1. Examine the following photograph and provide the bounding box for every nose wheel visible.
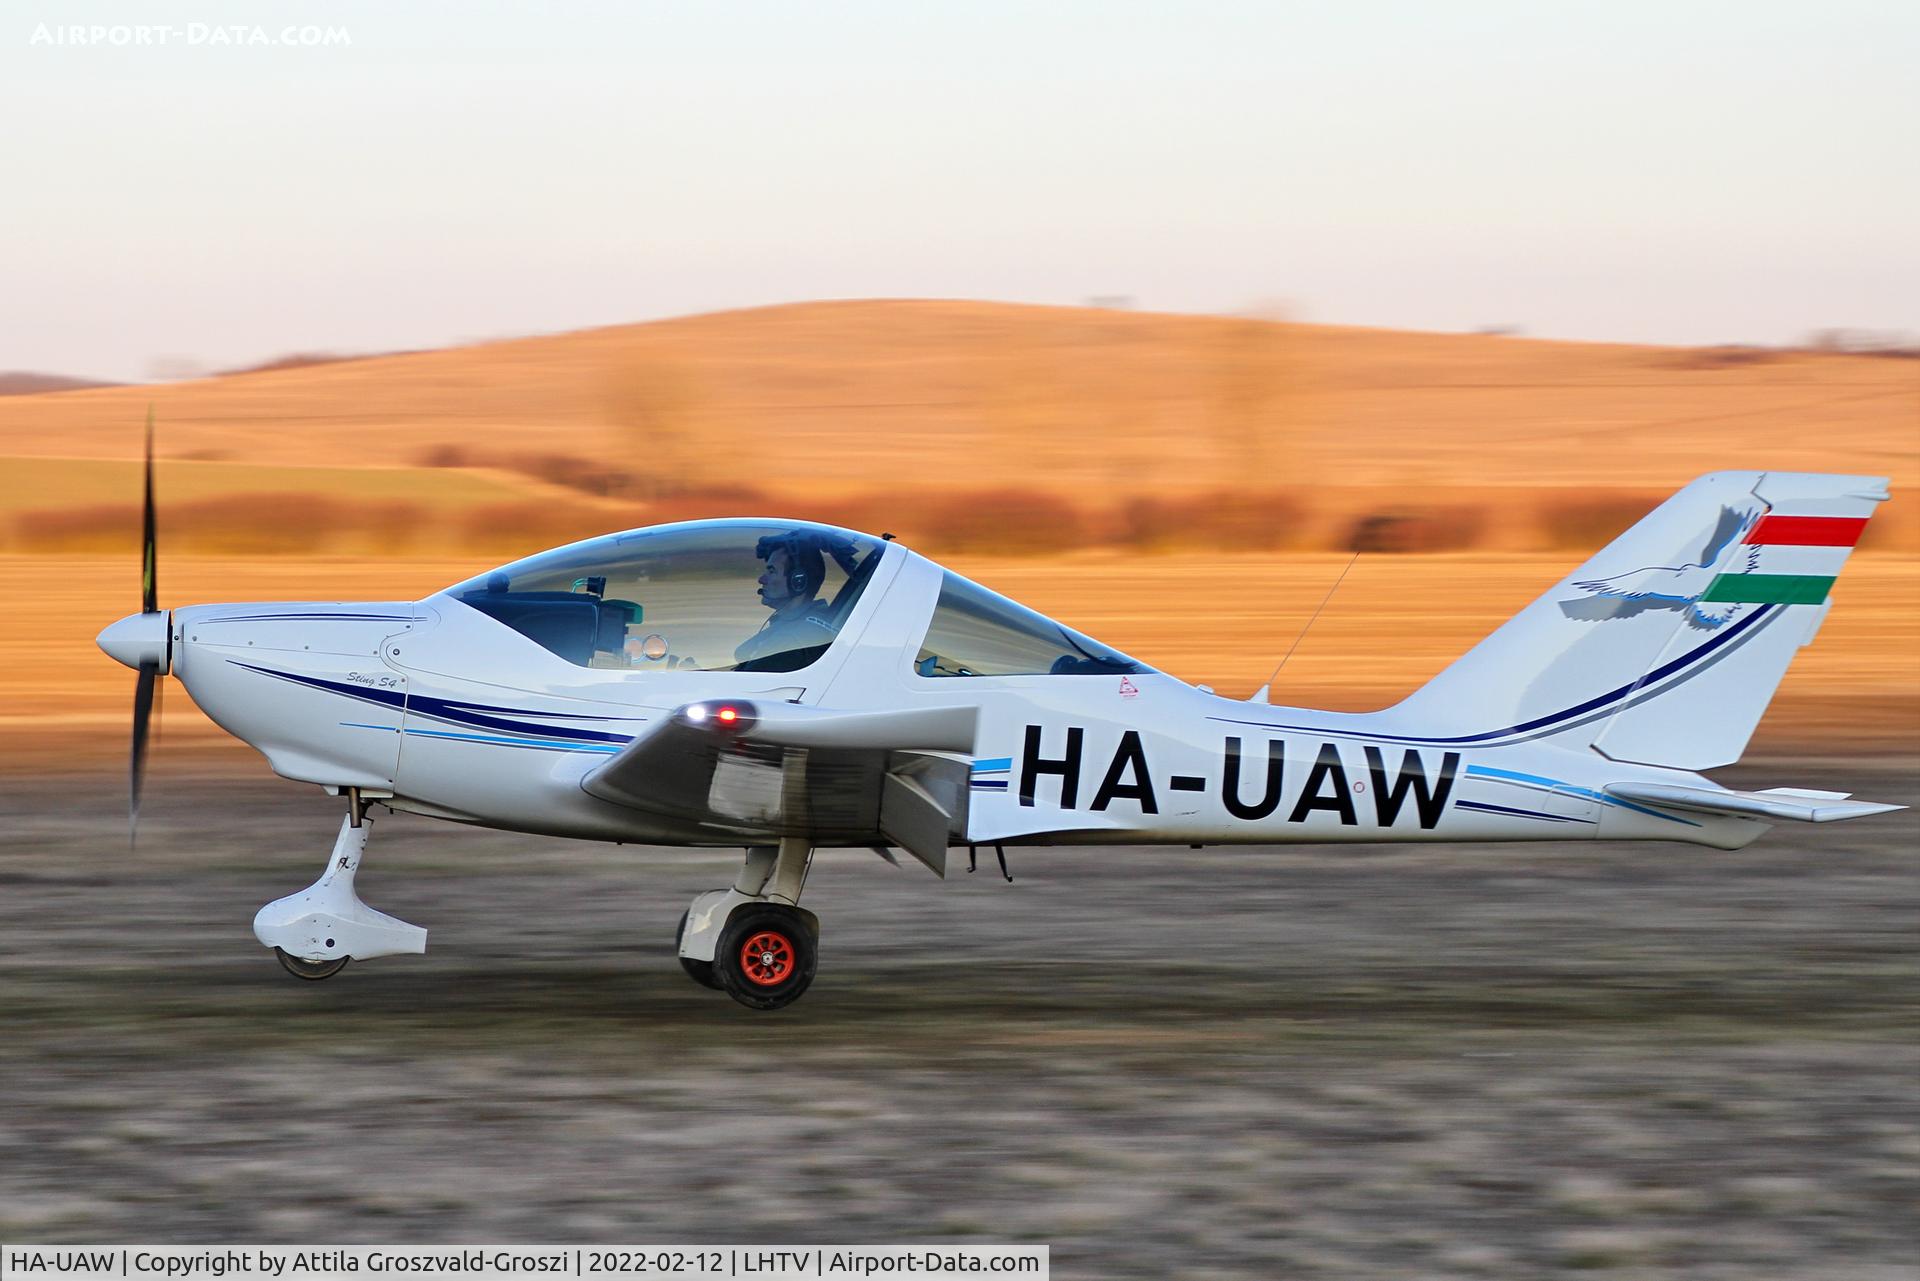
[275,947,350,981]
[255,805,427,980]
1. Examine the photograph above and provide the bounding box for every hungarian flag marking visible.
[1701,513,1867,605]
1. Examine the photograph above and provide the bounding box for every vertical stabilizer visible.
[1392,471,1888,769]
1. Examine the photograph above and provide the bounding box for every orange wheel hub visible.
[739,930,795,987]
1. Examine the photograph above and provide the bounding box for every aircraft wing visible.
[580,699,979,873]
[1604,781,1905,823]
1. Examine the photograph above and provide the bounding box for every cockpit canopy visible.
[913,571,1147,678]
[448,517,1152,680]
[448,521,888,673]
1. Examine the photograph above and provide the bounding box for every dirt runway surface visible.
[1,759,1915,1278]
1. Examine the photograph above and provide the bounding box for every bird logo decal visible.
[1559,504,1762,630]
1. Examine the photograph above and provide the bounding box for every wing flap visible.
[880,771,953,877]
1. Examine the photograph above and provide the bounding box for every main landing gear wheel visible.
[675,910,722,991]
[274,947,349,981]
[715,904,817,1011]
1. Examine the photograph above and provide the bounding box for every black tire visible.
[275,947,349,981]
[675,910,722,991]
[714,904,817,1010]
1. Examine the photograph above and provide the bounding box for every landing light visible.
[681,701,757,734]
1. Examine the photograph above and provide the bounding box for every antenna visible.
[1254,552,1360,703]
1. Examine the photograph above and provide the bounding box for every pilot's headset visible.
[757,532,827,597]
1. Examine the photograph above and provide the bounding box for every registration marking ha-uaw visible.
[1013,723,1460,828]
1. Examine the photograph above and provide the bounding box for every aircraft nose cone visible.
[98,611,170,673]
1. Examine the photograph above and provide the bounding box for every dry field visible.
[0,759,1912,1277]
[2,300,1913,755]
[0,300,1914,544]
[0,456,558,516]
[5,551,1915,768]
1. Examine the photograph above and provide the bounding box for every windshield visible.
[449,521,888,673]
[914,571,1149,677]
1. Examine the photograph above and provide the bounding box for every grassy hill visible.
[0,299,1911,504]
[1,300,1912,757]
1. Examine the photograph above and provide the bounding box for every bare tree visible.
[1206,312,1297,484]
[601,355,701,496]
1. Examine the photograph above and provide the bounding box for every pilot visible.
[734,532,840,668]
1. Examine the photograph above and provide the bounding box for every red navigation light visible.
[716,706,739,725]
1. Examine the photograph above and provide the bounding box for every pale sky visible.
[4,0,1916,382]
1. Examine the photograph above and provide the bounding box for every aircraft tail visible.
[1392,471,1889,769]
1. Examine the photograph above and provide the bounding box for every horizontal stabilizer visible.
[1605,781,1905,824]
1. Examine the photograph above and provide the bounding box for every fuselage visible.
[153,540,1764,853]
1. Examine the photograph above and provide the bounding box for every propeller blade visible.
[141,404,158,614]
[131,661,157,845]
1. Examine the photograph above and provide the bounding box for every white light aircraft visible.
[98,442,1901,1009]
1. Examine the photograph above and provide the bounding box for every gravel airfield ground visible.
[1,756,1915,1279]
